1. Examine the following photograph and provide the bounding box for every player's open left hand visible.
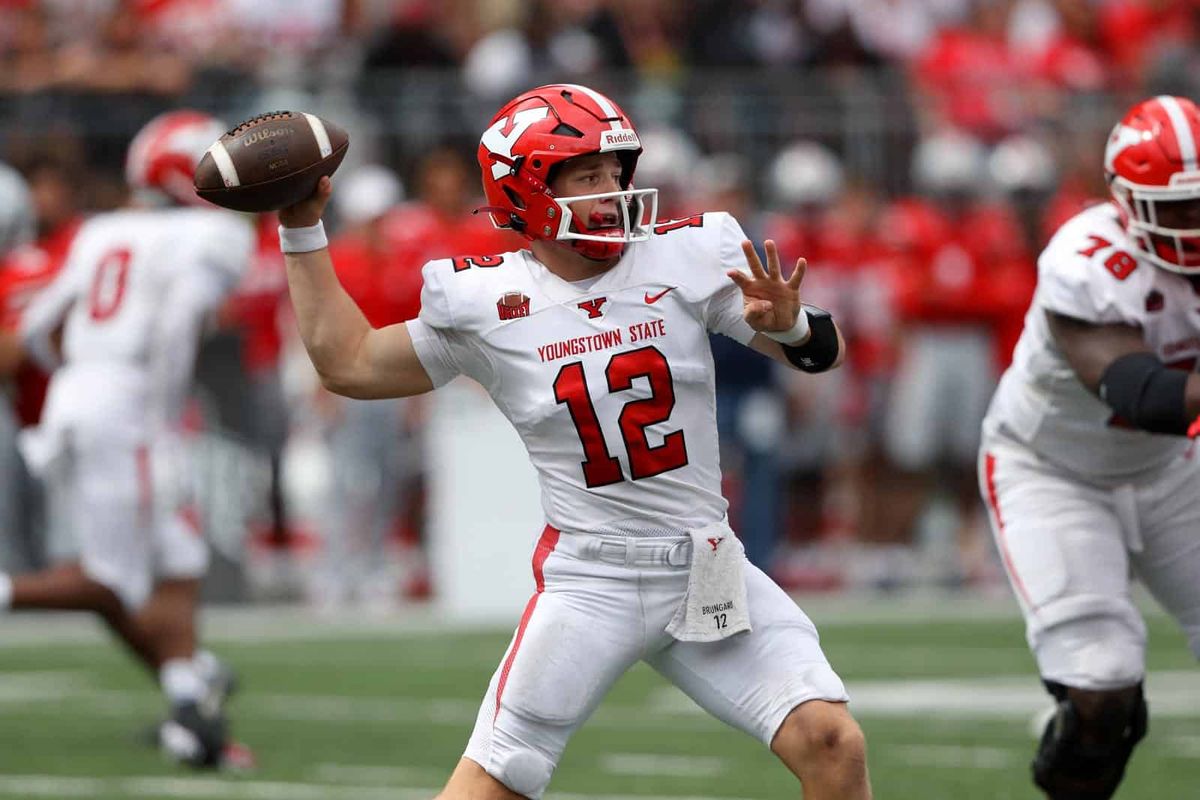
[278,176,333,229]
[727,240,806,334]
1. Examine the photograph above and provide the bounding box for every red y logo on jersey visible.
[577,297,607,319]
[645,286,675,304]
[707,536,725,552]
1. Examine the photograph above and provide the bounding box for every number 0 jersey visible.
[21,208,253,437]
[984,202,1199,481]
[407,212,756,535]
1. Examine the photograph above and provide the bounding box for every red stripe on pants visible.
[983,452,1035,610]
[494,524,560,722]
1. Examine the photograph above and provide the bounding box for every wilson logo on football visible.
[497,292,531,321]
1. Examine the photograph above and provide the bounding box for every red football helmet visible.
[126,110,228,207]
[476,84,657,260]
[1105,95,1200,273]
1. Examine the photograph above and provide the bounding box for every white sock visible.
[160,658,206,705]
[0,572,12,610]
[192,649,221,684]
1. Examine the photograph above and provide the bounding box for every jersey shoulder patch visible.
[418,249,526,331]
[1037,203,1150,325]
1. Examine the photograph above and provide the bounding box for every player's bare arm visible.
[279,176,434,399]
[1048,310,1200,432]
[728,239,845,371]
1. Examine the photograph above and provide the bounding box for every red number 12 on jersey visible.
[553,345,689,487]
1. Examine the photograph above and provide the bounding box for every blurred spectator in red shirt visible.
[1038,133,1108,243]
[763,142,895,585]
[0,154,83,428]
[914,1,1027,141]
[0,158,81,573]
[378,147,524,319]
[314,150,522,608]
[879,128,1034,587]
[328,164,408,328]
[1098,0,1198,87]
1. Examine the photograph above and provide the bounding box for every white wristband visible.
[279,221,328,253]
[762,310,811,345]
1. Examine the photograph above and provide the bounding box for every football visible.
[193,111,349,212]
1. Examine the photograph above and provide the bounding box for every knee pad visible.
[489,741,553,799]
[1032,682,1147,800]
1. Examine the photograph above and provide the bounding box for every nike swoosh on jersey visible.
[644,287,676,304]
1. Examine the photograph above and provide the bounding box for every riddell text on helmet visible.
[600,129,640,151]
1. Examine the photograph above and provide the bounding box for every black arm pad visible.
[1097,351,1190,434]
[781,305,839,373]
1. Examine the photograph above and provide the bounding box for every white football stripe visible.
[1158,95,1198,171]
[303,113,334,158]
[206,141,240,188]
[560,83,623,130]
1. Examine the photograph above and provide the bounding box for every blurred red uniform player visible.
[912,2,1026,141]
[885,196,1035,369]
[317,152,521,607]
[332,148,523,328]
[0,158,83,574]
[0,154,85,427]
[763,143,895,582]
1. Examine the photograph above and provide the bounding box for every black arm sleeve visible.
[1097,352,1190,435]
[780,305,839,373]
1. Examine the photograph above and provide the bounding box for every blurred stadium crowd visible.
[1,0,1199,605]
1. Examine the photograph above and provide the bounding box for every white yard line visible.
[601,753,728,778]
[0,775,757,800]
[650,672,1200,721]
[310,763,445,785]
[0,671,88,703]
[10,671,1199,730]
[886,744,1020,769]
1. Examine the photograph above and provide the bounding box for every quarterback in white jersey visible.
[0,111,253,770]
[980,96,1200,800]
[280,84,871,800]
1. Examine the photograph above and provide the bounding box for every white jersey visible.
[21,207,252,439]
[407,212,756,535]
[984,202,1198,481]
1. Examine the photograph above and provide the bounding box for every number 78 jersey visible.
[985,202,1200,480]
[407,212,756,535]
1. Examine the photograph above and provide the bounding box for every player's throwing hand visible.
[727,239,806,334]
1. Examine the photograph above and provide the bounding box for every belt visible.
[552,530,692,568]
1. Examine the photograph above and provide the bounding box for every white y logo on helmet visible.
[481,107,550,180]
[1105,124,1146,173]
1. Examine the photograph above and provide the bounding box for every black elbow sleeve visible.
[780,305,839,373]
[1097,352,1190,435]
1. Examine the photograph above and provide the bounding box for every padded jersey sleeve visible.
[405,258,491,388]
[701,213,756,344]
[1036,211,1142,326]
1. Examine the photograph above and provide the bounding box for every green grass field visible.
[1,599,1197,800]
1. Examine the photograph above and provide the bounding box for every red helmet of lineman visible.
[476,83,658,261]
[1105,95,1200,273]
[126,110,228,207]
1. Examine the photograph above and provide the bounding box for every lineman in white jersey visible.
[0,111,253,769]
[980,95,1200,800]
[279,84,871,799]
